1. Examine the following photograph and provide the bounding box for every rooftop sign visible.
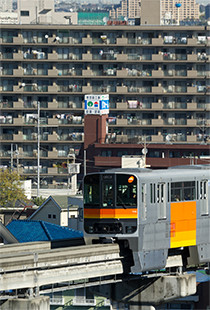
[84,94,109,115]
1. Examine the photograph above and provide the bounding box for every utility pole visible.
[16,144,19,174]
[84,150,86,176]
[10,143,13,170]
[37,101,40,197]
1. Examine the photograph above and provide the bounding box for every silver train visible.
[83,165,210,273]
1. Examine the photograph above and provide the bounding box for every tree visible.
[0,169,28,207]
[32,196,46,206]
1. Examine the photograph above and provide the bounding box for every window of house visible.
[53,214,56,219]
[48,214,51,218]
[21,11,29,16]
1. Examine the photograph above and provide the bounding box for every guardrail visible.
[0,243,123,291]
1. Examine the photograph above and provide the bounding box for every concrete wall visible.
[141,0,161,25]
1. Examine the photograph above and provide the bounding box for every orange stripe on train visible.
[84,208,138,219]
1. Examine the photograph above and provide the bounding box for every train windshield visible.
[84,174,100,206]
[116,174,137,206]
[84,173,137,207]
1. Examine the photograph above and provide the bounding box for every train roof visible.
[104,165,210,180]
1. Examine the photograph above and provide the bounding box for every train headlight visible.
[128,176,135,183]
[89,226,94,233]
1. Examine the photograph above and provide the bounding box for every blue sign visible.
[84,94,109,115]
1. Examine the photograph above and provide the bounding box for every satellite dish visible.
[124,17,128,21]
[103,17,108,23]
[142,148,148,155]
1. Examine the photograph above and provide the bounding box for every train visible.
[83,165,210,273]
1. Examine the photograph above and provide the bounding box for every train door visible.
[200,180,208,215]
[157,182,166,219]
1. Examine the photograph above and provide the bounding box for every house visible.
[6,219,84,248]
[29,195,83,228]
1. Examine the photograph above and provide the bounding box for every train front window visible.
[84,174,100,207]
[117,174,137,206]
[102,182,114,207]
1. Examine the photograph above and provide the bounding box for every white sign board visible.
[84,94,109,115]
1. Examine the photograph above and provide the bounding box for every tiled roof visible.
[6,220,83,243]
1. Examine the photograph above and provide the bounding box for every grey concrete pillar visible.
[1,296,50,310]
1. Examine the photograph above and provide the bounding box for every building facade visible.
[0,24,209,190]
[161,0,200,23]
[109,0,141,20]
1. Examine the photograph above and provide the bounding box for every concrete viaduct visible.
[0,241,196,310]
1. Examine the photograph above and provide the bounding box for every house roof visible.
[51,195,69,209]
[6,220,83,243]
[30,195,82,219]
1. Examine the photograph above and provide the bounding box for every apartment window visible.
[21,11,29,16]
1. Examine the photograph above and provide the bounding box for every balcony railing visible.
[163,102,187,109]
[0,101,13,108]
[2,53,13,59]
[0,134,13,140]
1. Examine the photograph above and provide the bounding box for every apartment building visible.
[161,0,200,23]
[110,0,141,20]
[0,24,209,190]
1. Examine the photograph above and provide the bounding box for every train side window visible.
[142,183,147,220]
[171,182,182,201]
[183,181,195,200]
[196,181,199,200]
[200,180,208,215]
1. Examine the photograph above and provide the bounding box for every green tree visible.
[0,169,27,207]
[32,196,46,206]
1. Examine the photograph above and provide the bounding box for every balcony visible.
[152,102,163,109]
[116,118,128,125]
[151,135,164,142]
[152,86,163,93]
[187,70,197,78]
[82,53,92,61]
[163,102,186,109]
[175,86,187,93]
[82,37,93,44]
[13,53,23,60]
[116,38,128,45]
[127,54,140,60]
[116,86,128,93]
[152,38,163,45]
[152,54,163,61]
[116,54,128,61]
[175,70,187,77]
[163,53,176,61]
[151,69,163,77]
[0,101,13,108]
[176,54,187,61]
[48,53,58,60]
[82,69,93,76]
[187,119,197,126]
[0,134,13,140]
